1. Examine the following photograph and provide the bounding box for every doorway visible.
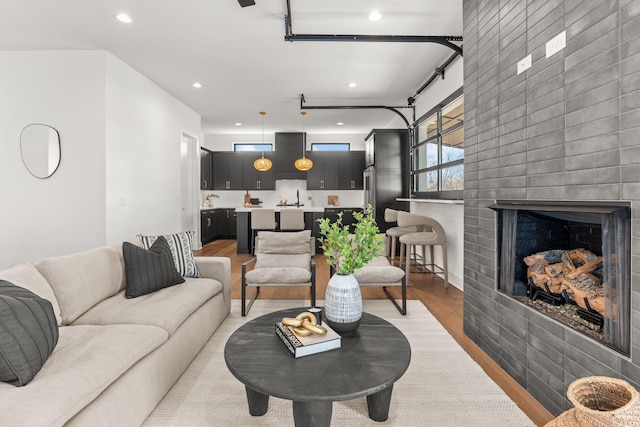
[180,131,200,249]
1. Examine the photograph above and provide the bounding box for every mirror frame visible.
[20,123,61,179]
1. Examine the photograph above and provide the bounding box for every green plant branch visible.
[317,206,384,275]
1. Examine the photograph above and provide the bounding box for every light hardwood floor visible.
[195,239,554,426]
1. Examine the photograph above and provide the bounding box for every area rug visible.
[143,300,535,427]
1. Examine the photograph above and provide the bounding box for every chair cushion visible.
[354,265,405,284]
[123,237,185,298]
[386,226,418,237]
[138,231,200,278]
[255,253,311,269]
[0,281,59,387]
[399,231,442,245]
[245,267,311,285]
[256,230,311,254]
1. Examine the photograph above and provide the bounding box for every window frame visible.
[412,87,464,200]
[310,143,351,151]
[233,143,273,152]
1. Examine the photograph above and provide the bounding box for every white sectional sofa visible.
[0,241,231,426]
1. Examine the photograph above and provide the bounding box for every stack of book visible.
[275,322,341,358]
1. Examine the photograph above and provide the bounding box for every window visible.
[412,88,463,199]
[233,143,273,152]
[311,143,350,151]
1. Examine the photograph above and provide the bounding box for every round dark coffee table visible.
[224,307,411,427]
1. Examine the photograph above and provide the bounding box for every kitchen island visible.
[235,206,362,254]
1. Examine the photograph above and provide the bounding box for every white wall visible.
[105,54,201,243]
[0,51,107,269]
[390,55,465,290]
[0,51,201,270]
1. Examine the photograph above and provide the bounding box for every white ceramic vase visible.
[324,273,362,335]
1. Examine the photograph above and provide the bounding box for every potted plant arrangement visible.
[317,205,384,334]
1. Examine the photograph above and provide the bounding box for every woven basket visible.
[545,377,640,426]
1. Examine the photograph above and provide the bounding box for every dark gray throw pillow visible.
[0,280,59,387]
[123,236,185,298]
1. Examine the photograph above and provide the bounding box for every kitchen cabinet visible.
[200,148,213,190]
[200,210,216,245]
[214,208,237,238]
[274,132,307,180]
[338,151,365,190]
[241,152,275,190]
[212,152,243,190]
[306,151,340,190]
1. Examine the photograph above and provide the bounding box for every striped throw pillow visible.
[137,231,200,278]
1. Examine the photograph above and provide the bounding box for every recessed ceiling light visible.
[192,82,203,88]
[368,11,382,21]
[337,122,345,126]
[235,122,243,126]
[348,82,357,88]
[116,13,132,24]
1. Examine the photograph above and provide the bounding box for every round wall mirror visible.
[20,124,61,179]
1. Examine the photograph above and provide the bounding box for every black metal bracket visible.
[300,94,415,130]
[284,1,463,56]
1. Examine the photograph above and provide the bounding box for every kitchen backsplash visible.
[201,179,364,208]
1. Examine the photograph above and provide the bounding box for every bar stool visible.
[251,209,277,254]
[397,211,448,288]
[384,208,417,266]
[279,208,305,231]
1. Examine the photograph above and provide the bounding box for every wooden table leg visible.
[293,400,332,427]
[367,384,393,421]
[245,386,269,416]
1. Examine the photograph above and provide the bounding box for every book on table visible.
[275,321,341,358]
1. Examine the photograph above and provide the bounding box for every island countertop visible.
[235,205,362,213]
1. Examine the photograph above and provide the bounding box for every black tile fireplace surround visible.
[463,200,638,415]
[491,200,631,357]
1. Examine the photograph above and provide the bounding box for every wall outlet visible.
[517,54,532,75]
[546,31,566,58]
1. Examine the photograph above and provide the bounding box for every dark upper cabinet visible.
[306,151,339,190]
[307,151,364,190]
[338,151,365,190]
[241,152,275,190]
[274,132,307,180]
[365,129,409,171]
[212,152,243,190]
[200,148,213,190]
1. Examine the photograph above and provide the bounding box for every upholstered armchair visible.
[241,230,316,316]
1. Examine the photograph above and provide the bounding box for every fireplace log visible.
[565,257,603,280]
[545,263,564,277]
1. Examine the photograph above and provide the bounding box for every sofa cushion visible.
[0,324,167,427]
[0,280,59,386]
[72,277,222,336]
[245,267,312,284]
[35,246,125,325]
[0,263,62,325]
[138,231,200,278]
[123,237,185,298]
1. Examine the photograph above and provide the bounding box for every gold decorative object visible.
[282,312,326,337]
[254,111,272,171]
[295,111,313,171]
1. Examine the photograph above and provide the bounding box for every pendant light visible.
[253,111,272,171]
[294,111,313,171]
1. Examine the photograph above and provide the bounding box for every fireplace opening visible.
[491,200,631,356]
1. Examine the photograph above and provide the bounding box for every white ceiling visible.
[0,0,463,135]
